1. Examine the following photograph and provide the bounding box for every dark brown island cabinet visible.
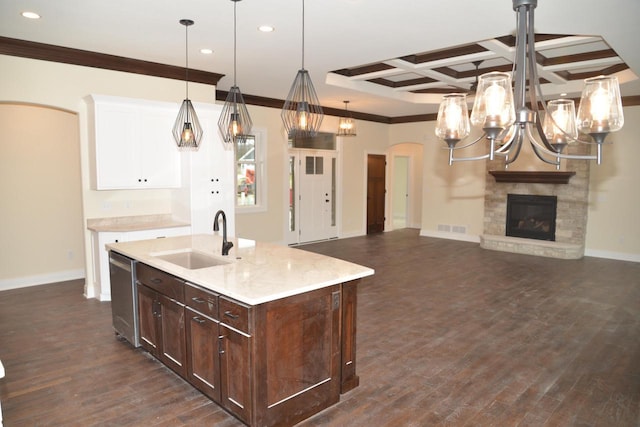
[135,261,360,426]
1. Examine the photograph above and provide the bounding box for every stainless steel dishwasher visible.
[108,251,140,347]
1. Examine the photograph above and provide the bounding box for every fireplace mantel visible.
[489,171,576,184]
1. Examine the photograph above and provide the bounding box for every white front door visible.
[286,150,337,244]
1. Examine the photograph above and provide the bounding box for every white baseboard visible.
[0,269,85,292]
[420,229,481,243]
[584,249,640,263]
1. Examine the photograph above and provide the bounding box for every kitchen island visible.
[107,234,374,427]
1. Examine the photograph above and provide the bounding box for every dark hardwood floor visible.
[1,229,639,426]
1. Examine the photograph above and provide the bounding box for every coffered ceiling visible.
[1,0,639,120]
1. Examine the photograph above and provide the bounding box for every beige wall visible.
[0,54,216,296]
[235,106,391,242]
[1,54,638,297]
[0,104,85,289]
[390,107,640,260]
[585,105,640,259]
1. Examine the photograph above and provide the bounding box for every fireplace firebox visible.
[506,194,557,241]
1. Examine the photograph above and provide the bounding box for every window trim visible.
[236,127,267,214]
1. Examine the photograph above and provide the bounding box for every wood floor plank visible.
[0,229,638,426]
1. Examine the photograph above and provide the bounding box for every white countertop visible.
[87,214,189,232]
[107,234,374,305]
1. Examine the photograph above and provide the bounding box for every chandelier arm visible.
[493,125,520,153]
[525,123,598,161]
[448,151,492,165]
[529,140,562,167]
[503,126,525,164]
[447,132,488,150]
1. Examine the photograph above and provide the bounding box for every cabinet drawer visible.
[136,263,184,303]
[185,283,219,319]
[219,297,250,334]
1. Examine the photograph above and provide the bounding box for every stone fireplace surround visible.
[480,149,590,259]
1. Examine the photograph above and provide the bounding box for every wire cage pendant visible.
[282,69,323,138]
[218,0,253,144]
[173,19,203,149]
[281,0,323,138]
[173,99,203,149]
[219,86,253,144]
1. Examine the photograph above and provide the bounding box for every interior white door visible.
[392,156,409,229]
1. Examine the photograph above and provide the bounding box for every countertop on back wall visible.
[87,214,190,232]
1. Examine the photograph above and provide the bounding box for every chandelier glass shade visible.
[281,0,323,138]
[435,0,624,168]
[337,100,357,137]
[173,19,203,149]
[218,0,253,144]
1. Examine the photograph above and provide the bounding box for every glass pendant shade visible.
[337,100,356,136]
[282,69,323,138]
[338,117,356,136]
[470,71,515,131]
[542,99,578,147]
[435,93,470,147]
[576,75,624,137]
[173,99,203,149]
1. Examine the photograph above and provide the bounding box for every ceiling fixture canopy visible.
[281,0,323,139]
[435,0,624,168]
[218,0,253,144]
[337,100,357,137]
[173,19,203,149]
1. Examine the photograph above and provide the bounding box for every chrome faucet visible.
[213,210,233,256]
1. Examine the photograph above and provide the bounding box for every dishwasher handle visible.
[109,253,133,272]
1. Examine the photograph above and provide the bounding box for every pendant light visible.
[281,0,323,139]
[337,100,357,137]
[218,0,253,144]
[172,19,203,149]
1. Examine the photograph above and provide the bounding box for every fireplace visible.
[506,194,557,241]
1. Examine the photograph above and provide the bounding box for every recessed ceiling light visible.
[200,48,213,55]
[258,25,274,33]
[21,11,41,19]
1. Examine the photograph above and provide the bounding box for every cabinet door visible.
[138,107,181,189]
[186,307,221,402]
[158,293,187,379]
[137,283,160,357]
[219,324,251,424]
[91,96,181,190]
[94,102,139,189]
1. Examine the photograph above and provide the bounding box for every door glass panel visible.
[289,156,296,232]
[331,157,336,227]
[315,157,323,175]
[305,156,314,174]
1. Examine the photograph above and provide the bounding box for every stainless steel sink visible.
[153,250,231,269]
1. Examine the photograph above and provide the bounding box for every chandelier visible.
[337,100,357,137]
[281,0,324,139]
[218,0,253,144]
[435,0,624,168]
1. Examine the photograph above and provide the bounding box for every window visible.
[236,130,266,212]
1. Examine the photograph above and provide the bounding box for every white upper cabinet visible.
[87,95,181,190]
